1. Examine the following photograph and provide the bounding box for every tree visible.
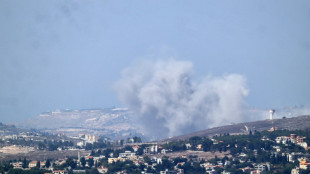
[123,146,134,152]
[65,158,77,169]
[38,142,46,150]
[136,147,144,156]
[90,150,95,156]
[96,149,102,155]
[133,136,142,143]
[146,166,155,173]
[85,143,93,150]
[88,167,100,174]
[88,158,94,168]
[36,161,40,169]
[143,156,152,165]
[80,157,86,168]
[120,139,124,146]
[22,158,28,169]
[45,159,51,168]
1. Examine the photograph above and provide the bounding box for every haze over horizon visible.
[1,1,310,123]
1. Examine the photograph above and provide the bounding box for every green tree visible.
[123,146,134,152]
[38,142,46,150]
[136,147,144,156]
[88,167,100,174]
[143,156,152,165]
[120,139,124,146]
[80,157,86,168]
[133,136,142,143]
[88,158,94,168]
[45,159,51,168]
[85,143,93,150]
[22,158,28,168]
[65,158,77,169]
[36,161,40,169]
[90,150,95,156]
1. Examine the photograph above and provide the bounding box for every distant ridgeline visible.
[14,108,143,140]
[165,115,310,141]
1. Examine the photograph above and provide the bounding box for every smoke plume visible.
[116,60,249,138]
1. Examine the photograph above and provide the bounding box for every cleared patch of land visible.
[148,150,231,161]
[0,150,90,161]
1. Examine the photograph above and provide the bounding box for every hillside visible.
[0,123,25,135]
[15,108,141,139]
[165,115,310,141]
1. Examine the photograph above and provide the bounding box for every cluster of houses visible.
[290,157,310,174]
[5,131,310,174]
[199,161,271,174]
[10,161,46,170]
[1,132,41,141]
[275,134,309,150]
[76,133,99,147]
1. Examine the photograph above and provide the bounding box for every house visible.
[29,161,38,168]
[160,169,181,174]
[144,144,158,154]
[250,171,262,174]
[132,145,140,152]
[296,136,305,144]
[222,171,232,174]
[52,170,68,174]
[299,158,310,170]
[97,167,108,173]
[291,167,300,174]
[84,134,98,144]
[40,161,46,168]
[254,163,270,172]
[196,144,202,150]
[108,157,126,164]
[119,151,136,158]
[11,162,23,169]
[185,144,191,150]
[297,142,308,150]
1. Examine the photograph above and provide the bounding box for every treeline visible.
[38,140,74,151]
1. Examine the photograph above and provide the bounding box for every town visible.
[1,121,310,174]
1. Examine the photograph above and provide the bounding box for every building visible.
[97,166,108,173]
[84,134,98,144]
[296,136,305,144]
[40,161,46,168]
[299,158,310,170]
[144,144,158,154]
[29,161,38,168]
[119,151,136,158]
[108,157,126,164]
[52,170,68,174]
[291,167,300,174]
[254,163,270,172]
[132,145,140,152]
[11,162,23,169]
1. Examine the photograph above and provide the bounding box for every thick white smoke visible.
[116,60,249,139]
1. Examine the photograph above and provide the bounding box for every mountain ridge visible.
[15,108,142,139]
[163,115,310,141]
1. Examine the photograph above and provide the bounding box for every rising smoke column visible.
[115,60,249,138]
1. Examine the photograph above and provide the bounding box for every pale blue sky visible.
[1,0,310,123]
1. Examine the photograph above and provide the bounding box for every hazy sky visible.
[1,1,310,123]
